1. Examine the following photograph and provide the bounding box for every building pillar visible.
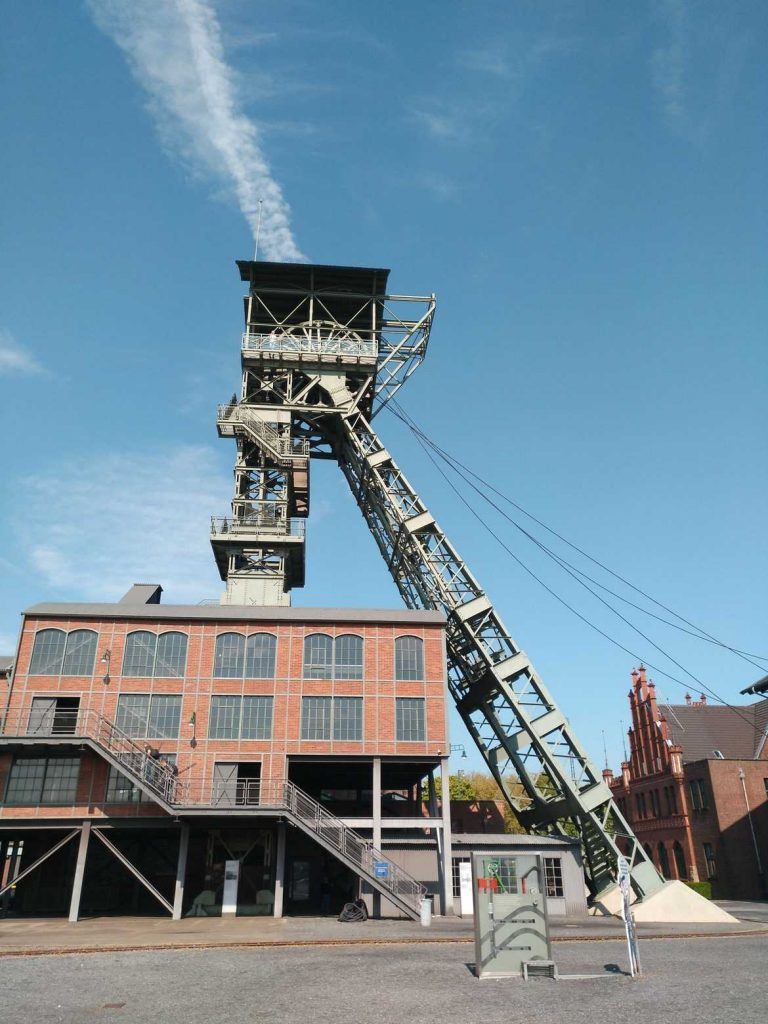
[172,823,190,920]
[68,821,91,923]
[372,757,382,918]
[439,758,454,915]
[273,821,286,918]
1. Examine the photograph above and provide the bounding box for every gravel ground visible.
[2,935,764,1024]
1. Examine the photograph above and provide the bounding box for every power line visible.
[387,401,762,732]
[387,401,768,670]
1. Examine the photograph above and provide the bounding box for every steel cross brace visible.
[330,408,663,901]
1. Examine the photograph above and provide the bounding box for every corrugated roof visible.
[22,602,445,626]
[664,700,768,761]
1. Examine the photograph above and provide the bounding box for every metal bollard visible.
[420,896,432,927]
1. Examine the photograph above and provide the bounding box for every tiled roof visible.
[663,700,768,762]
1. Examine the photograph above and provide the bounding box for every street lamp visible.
[450,744,468,760]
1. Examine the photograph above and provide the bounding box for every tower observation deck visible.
[212,258,664,905]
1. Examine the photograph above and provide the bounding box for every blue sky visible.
[1,1,766,772]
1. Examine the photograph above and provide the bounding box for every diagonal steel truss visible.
[325,407,663,900]
[226,260,663,901]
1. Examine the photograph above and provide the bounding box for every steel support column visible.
[439,758,454,915]
[172,823,190,921]
[68,822,91,923]
[273,821,286,918]
[372,757,382,917]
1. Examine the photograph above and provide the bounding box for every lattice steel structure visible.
[214,260,663,900]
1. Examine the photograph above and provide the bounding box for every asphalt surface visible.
[2,934,766,1024]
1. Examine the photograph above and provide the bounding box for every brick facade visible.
[1,608,448,820]
[608,666,768,898]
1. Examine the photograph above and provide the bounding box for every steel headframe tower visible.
[213,259,664,902]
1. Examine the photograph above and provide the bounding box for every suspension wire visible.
[388,403,762,732]
[387,400,768,671]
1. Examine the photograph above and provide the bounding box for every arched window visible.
[334,635,363,680]
[395,635,424,681]
[155,632,188,678]
[29,629,67,675]
[215,633,245,678]
[304,634,333,679]
[658,842,670,879]
[61,630,98,676]
[122,631,157,677]
[245,633,277,679]
[673,841,687,880]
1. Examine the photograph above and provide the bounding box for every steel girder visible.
[327,408,663,901]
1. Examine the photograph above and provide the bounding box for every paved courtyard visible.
[2,933,766,1024]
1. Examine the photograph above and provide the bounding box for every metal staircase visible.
[1,707,426,920]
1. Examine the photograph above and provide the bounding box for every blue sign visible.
[373,861,390,879]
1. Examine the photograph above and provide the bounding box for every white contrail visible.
[87,0,305,261]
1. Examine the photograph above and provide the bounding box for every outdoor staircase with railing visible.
[0,707,426,920]
[217,403,310,466]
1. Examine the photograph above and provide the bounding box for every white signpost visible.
[459,860,474,916]
[617,855,641,977]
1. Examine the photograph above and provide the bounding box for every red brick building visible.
[0,584,456,919]
[607,667,768,899]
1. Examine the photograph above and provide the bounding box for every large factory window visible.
[214,632,277,678]
[122,631,188,678]
[5,756,80,805]
[394,636,424,681]
[214,632,245,678]
[115,694,182,738]
[208,696,274,740]
[300,696,363,741]
[303,634,363,680]
[395,697,425,742]
[244,633,277,679]
[29,628,98,677]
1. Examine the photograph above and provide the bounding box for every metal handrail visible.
[0,706,184,805]
[182,776,426,911]
[0,708,425,912]
[242,331,377,358]
[216,404,310,460]
[210,516,306,538]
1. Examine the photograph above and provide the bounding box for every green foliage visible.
[684,880,713,900]
[420,771,526,833]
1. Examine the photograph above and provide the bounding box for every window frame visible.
[214,632,277,679]
[4,756,81,805]
[544,857,564,899]
[115,693,182,739]
[300,695,364,741]
[395,697,426,742]
[28,628,98,677]
[394,635,424,681]
[208,695,274,740]
[302,633,364,681]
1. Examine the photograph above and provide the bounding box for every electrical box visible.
[472,852,553,979]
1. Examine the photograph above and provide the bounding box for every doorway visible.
[27,697,80,736]
[212,762,262,806]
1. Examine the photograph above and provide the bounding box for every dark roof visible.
[236,261,390,296]
[663,700,768,761]
[450,833,578,848]
[22,602,445,627]
[741,672,768,697]
[119,584,163,605]
[0,657,13,673]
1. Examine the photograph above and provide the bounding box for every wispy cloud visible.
[409,108,465,142]
[15,446,229,603]
[650,0,687,128]
[650,0,750,143]
[86,0,304,260]
[459,36,575,83]
[0,329,42,375]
